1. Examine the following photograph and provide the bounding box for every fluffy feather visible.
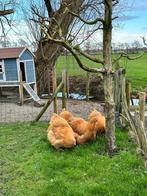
[76,123,97,144]
[59,109,73,122]
[88,110,106,134]
[88,109,103,120]
[47,114,76,149]
[59,109,105,144]
[59,109,88,135]
[69,117,89,135]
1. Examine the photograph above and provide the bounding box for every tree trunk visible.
[35,0,84,93]
[103,0,117,153]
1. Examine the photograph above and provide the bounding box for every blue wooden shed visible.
[0,47,40,104]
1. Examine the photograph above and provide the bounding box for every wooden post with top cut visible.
[19,70,24,105]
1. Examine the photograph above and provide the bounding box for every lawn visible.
[56,53,147,90]
[1,123,147,195]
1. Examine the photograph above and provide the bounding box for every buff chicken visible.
[47,114,76,149]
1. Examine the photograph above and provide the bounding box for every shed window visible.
[0,64,3,73]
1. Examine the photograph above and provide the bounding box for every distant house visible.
[0,47,40,104]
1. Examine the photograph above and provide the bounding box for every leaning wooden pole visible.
[52,67,57,113]
[86,72,90,101]
[33,82,64,122]
[62,70,67,109]
[121,74,140,146]
[139,92,145,127]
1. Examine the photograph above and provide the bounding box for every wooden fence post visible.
[52,67,57,113]
[66,70,69,98]
[139,92,145,127]
[47,67,51,96]
[126,81,131,109]
[19,70,24,105]
[86,72,90,101]
[62,70,67,109]
[114,68,125,114]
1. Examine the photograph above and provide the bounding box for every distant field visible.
[56,53,147,90]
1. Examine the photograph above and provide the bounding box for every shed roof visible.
[0,47,31,59]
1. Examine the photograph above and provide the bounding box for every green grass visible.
[56,53,147,90]
[1,123,147,195]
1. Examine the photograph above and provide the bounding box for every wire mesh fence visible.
[0,98,104,124]
[0,71,105,124]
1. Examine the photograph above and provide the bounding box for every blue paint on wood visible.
[26,61,35,83]
[0,73,3,80]
[4,59,18,81]
[20,49,33,60]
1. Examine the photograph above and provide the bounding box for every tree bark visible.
[103,0,117,153]
[35,0,84,93]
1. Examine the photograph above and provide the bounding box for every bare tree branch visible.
[42,13,104,65]
[68,9,105,25]
[113,52,144,65]
[141,36,147,47]
[0,3,15,40]
[44,0,54,18]
[73,45,104,64]
[75,25,102,46]
[43,27,105,73]
[31,5,49,23]
[122,52,144,60]
[112,0,119,6]
[0,9,14,16]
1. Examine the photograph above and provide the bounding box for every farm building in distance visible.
[0,47,40,104]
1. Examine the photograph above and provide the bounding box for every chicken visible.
[88,109,102,120]
[59,109,74,122]
[59,109,88,135]
[47,114,76,149]
[59,109,104,145]
[76,123,97,144]
[76,110,106,144]
[69,117,89,135]
[75,111,104,144]
[88,110,106,134]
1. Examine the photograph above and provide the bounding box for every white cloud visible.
[87,30,147,45]
[113,32,138,43]
[112,31,147,44]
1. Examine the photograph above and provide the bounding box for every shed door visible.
[0,61,5,81]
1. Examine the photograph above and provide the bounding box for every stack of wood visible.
[121,77,147,166]
[113,67,147,166]
[131,93,147,166]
